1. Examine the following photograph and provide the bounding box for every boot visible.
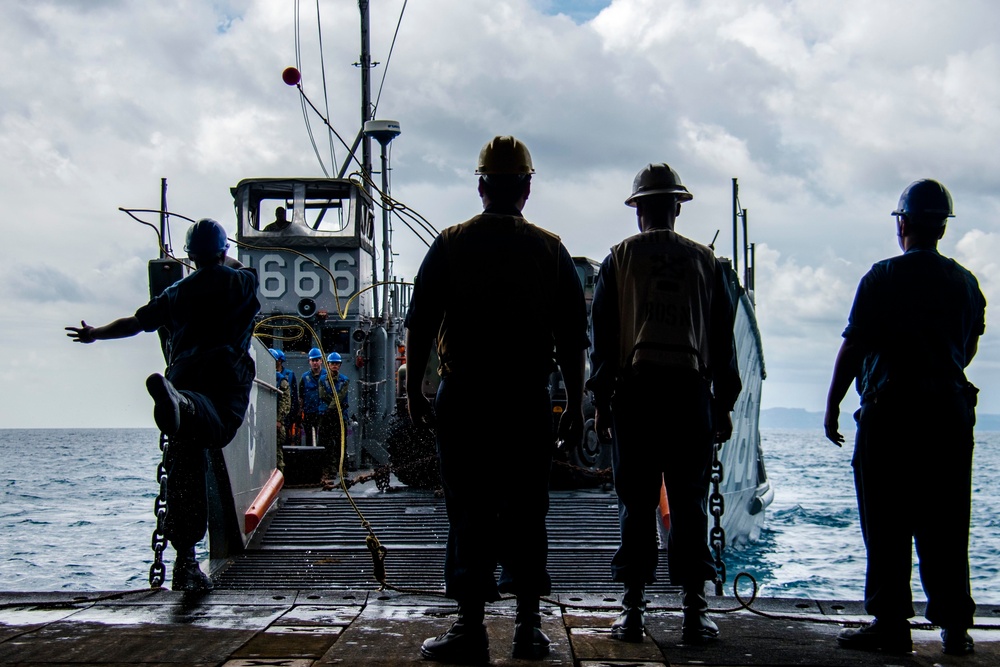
[512,595,550,660]
[837,618,912,653]
[611,584,646,642]
[941,627,974,656]
[146,374,195,436]
[171,547,213,592]
[681,586,719,643]
[420,600,489,664]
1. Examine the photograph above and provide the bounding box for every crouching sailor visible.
[66,218,261,592]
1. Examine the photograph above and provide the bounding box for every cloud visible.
[2,0,1000,424]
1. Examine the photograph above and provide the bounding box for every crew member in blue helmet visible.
[320,351,350,477]
[66,218,260,592]
[271,348,298,447]
[299,347,332,449]
[825,180,984,657]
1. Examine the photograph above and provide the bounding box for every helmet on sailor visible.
[476,136,535,178]
[326,351,343,363]
[270,349,285,362]
[625,163,693,207]
[892,179,954,225]
[308,347,323,360]
[184,218,229,261]
[184,218,230,261]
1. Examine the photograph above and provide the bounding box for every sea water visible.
[2,428,999,603]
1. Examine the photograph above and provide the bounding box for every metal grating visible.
[214,489,678,593]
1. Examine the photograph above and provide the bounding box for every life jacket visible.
[300,370,332,414]
[610,229,717,377]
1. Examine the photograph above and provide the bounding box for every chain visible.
[708,442,727,596]
[148,432,170,589]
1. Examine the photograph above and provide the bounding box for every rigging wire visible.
[371,0,407,118]
[295,0,330,176]
[314,0,338,171]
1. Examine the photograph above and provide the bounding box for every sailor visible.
[405,135,589,663]
[272,348,298,447]
[588,164,741,644]
[299,347,332,449]
[66,218,261,592]
[825,179,984,656]
[263,205,291,232]
[321,351,350,475]
[270,349,290,473]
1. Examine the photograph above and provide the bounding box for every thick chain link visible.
[148,432,170,589]
[709,442,727,596]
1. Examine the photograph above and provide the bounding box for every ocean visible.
[2,427,998,604]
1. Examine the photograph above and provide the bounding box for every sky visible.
[2,0,999,428]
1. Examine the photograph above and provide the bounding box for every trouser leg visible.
[164,444,209,551]
[854,403,914,620]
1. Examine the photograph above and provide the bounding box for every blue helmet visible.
[308,347,323,360]
[184,218,230,261]
[891,179,954,223]
[269,348,286,362]
[326,351,343,363]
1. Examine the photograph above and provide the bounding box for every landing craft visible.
[135,2,771,589]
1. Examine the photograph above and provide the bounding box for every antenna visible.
[364,119,402,319]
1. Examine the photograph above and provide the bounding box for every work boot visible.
[171,548,213,592]
[420,601,489,664]
[146,374,194,436]
[837,618,912,653]
[941,628,974,656]
[512,595,550,659]
[611,584,646,642]
[681,586,720,643]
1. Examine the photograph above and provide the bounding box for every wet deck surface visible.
[2,589,998,666]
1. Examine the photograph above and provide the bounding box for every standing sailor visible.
[588,164,741,644]
[66,218,261,592]
[825,180,984,656]
[405,136,589,663]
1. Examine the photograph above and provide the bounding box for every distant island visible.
[761,408,1000,432]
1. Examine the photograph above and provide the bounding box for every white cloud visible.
[2,0,999,425]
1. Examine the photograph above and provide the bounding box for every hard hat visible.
[475,136,535,176]
[326,351,343,363]
[891,179,954,221]
[625,163,693,207]
[271,349,286,362]
[308,347,323,360]
[184,218,230,260]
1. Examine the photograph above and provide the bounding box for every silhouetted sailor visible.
[825,180,984,656]
[66,218,260,592]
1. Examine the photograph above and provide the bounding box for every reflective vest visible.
[610,229,717,376]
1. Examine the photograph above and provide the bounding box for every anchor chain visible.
[709,442,727,596]
[148,432,170,588]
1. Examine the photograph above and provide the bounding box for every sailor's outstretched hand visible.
[66,320,95,344]
[555,406,583,452]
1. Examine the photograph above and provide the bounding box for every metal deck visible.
[214,488,680,593]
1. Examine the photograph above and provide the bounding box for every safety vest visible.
[610,229,717,376]
[300,370,332,415]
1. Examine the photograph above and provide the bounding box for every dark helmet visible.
[891,179,954,222]
[476,136,535,178]
[184,218,230,261]
[625,163,693,207]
